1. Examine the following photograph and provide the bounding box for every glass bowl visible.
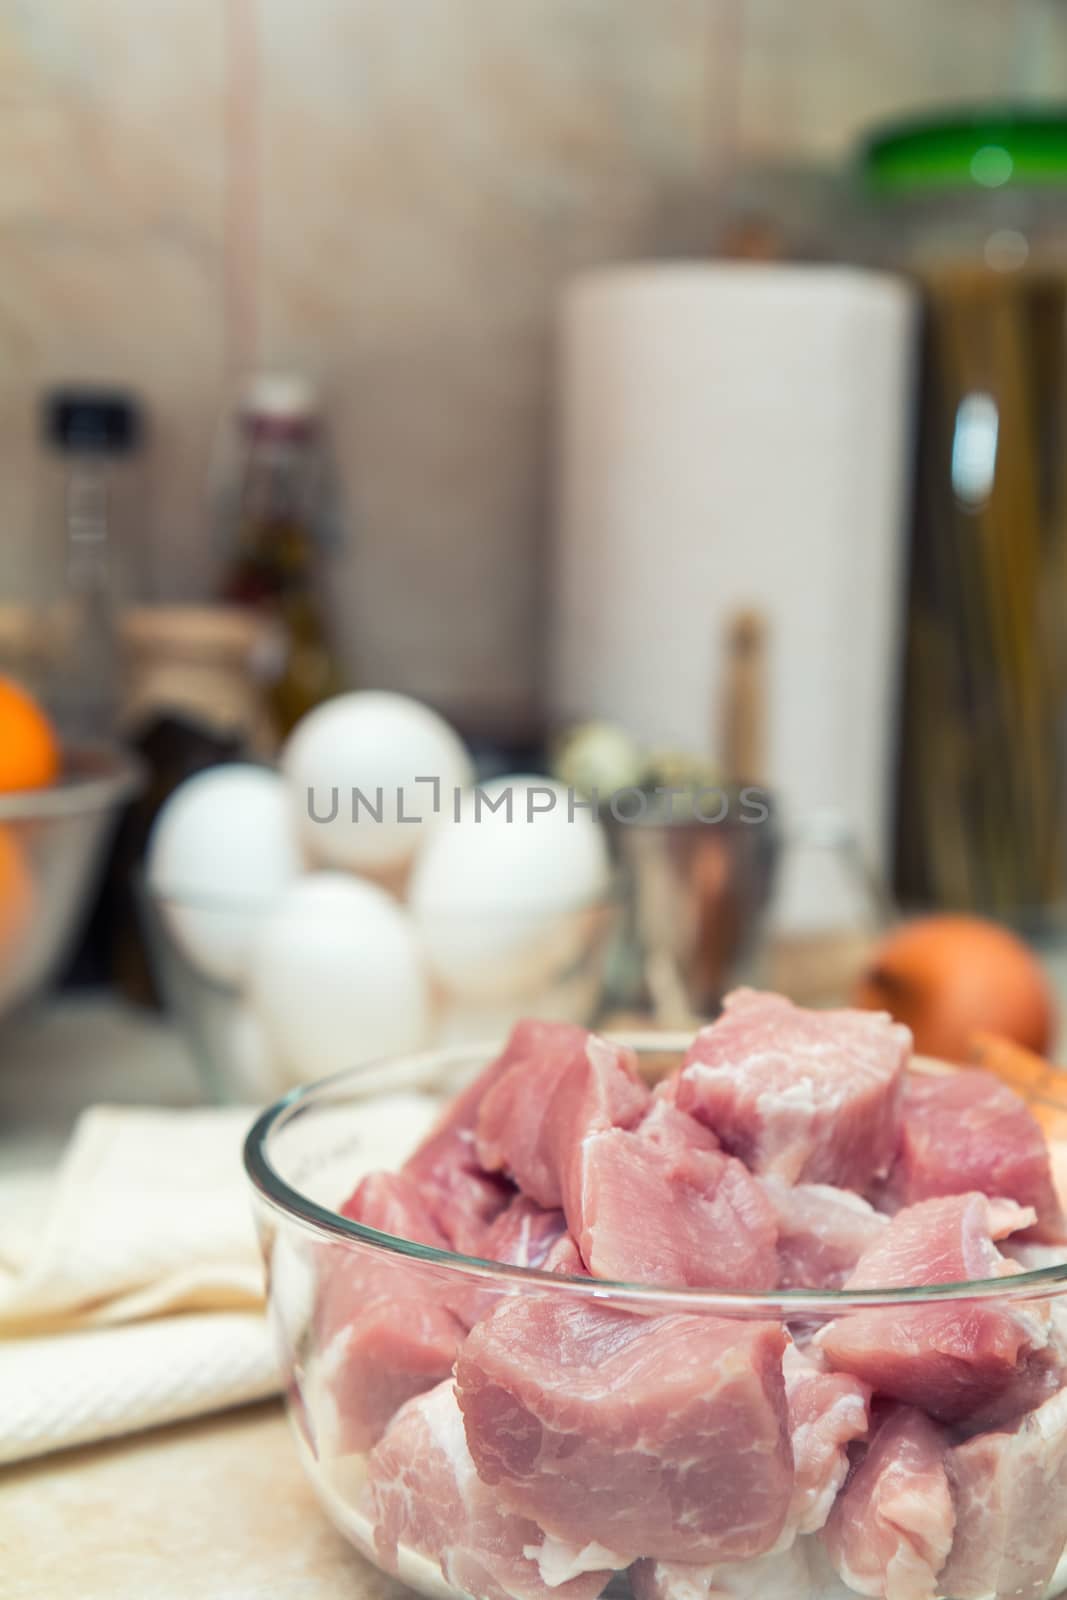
[244,1038,1067,1600]
[141,883,620,1102]
[0,744,141,1021]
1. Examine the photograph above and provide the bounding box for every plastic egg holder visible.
[143,874,618,1102]
[141,694,619,1102]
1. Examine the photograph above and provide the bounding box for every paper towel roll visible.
[550,262,918,922]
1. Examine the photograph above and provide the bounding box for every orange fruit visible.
[0,824,33,960]
[0,676,60,792]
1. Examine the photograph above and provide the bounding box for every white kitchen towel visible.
[0,1108,264,1331]
[0,1313,279,1468]
[0,1094,438,1465]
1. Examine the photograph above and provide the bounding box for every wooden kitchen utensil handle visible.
[720,609,767,786]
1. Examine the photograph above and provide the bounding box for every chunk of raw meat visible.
[572,1123,778,1289]
[632,1358,850,1600]
[818,1195,1055,1424]
[480,1195,568,1271]
[479,1039,775,1290]
[783,1342,871,1538]
[821,1406,954,1600]
[447,1198,570,1327]
[765,1180,887,1290]
[541,1233,587,1276]
[475,1026,648,1209]
[339,1169,449,1240]
[845,1192,1035,1289]
[678,990,910,1189]
[638,1087,721,1157]
[473,1023,765,1289]
[632,1543,814,1600]
[882,1070,1067,1243]
[316,1172,465,1451]
[941,1385,1067,1600]
[316,1289,464,1454]
[456,1299,791,1563]
[402,1025,531,1251]
[367,1379,617,1600]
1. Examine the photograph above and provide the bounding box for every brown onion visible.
[852,914,1055,1063]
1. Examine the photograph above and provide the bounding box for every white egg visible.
[247,873,429,1083]
[409,775,611,999]
[147,764,302,985]
[282,691,473,876]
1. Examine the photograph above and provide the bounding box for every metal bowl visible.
[0,744,141,1020]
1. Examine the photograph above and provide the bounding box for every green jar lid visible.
[861,109,1067,192]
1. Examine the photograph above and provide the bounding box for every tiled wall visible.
[0,0,1062,720]
[255,0,732,718]
[0,1,228,604]
[736,0,1066,160]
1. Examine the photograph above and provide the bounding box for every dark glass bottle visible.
[41,387,144,744]
[220,376,345,737]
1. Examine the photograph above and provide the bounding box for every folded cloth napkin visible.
[0,1095,437,1466]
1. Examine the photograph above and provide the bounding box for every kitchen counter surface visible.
[0,1400,404,1600]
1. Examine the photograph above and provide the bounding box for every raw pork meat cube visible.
[317,1172,465,1451]
[844,1192,1035,1288]
[764,1179,887,1290]
[782,1342,871,1538]
[678,990,910,1189]
[480,1194,568,1271]
[540,1232,587,1276]
[882,1069,1067,1243]
[367,1379,618,1600]
[475,1026,648,1208]
[945,1385,1067,1600]
[821,1405,954,1600]
[339,1169,448,1238]
[633,1347,867,1598]
[572,1122,778,1289]
[477,1041,774,1290]
[401,1026,531,1253]
[448,1197,570,1327]
[638,1086,721,1156]
[316,1291,464,1454]
[631,1543,814,1600]
[819,1194,1055,1424]
[941,1385,1067,1600]
[456,1298,791,1564]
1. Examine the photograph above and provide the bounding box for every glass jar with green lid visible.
[855,111,1067,924]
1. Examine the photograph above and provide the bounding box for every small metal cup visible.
[602,789,779,1025]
